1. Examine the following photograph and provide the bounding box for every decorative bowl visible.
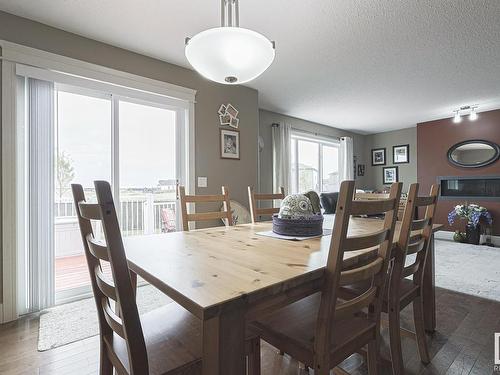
[272,214,323,237]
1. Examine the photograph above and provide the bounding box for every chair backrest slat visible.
[95,265,117,301]
[339,256,384,285]
[334,286,378,320]
[350,198,397,216]
[312,180,402,371]
[406,236,426,255]
[179,185,233,231]
[72,182,149,374]
[87,235,110,261]
[343,229,389,252]
[78,202,101,220]
[248,186,285,223]
[101,299,126,339]
[411,218,430,231]
[415,195,437,207]
[355,192,408,221]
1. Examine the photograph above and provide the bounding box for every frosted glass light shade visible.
[185,27,275,85]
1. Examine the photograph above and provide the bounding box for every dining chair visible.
[384,183,439,374]
[250,180,403,375]
[72,181,260,375]
[247,186,285,223]
[178,185,233,231]
[342,183,439,374]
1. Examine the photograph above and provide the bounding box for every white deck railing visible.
[55,194,176,236]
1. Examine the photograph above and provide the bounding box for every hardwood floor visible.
[0,287,498,375]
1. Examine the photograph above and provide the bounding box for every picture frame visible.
[229,116,239,129]
[217,104,227,116]
[219,113,231,126]
[220,129,240,159]
[393,144,410,164]
[383,166,398,185]
[371,148,386,166]
[225,103,238,118]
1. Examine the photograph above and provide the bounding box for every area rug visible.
[435,239,500,301]
[38,285,172,351]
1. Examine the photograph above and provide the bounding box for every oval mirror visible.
[447,140,500,168]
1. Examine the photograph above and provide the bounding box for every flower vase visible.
[465,224,480,245]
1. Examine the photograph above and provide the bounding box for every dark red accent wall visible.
[417,109,500,235]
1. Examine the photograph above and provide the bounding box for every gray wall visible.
[258,109,370,194]
[363,127,417,192]
[0,10,421,307]
[0,10,259,209]
[0,11,260,301]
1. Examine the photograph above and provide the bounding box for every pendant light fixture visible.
[185,0,275,85]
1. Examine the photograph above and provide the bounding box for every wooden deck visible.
[55,255,110,292]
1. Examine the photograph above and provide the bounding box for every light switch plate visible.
[197,177,208,188]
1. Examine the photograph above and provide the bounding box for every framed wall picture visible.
[383,166,398,185]
[393,144,410,164]
[371,148,386,166]
[220,129,240,159]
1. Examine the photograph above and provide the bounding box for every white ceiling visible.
[1,0,500,134]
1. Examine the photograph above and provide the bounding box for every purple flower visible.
[448,203,493,228]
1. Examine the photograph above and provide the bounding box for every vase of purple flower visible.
[448,204,493,245]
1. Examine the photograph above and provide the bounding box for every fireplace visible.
[438,176,500,200]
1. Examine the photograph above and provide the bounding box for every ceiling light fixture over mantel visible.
[185,0,275,85]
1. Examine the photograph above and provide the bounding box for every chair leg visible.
[388,307,404,375]
[413,295,430,364]
[367,340,379,375]
[247,337,261,375]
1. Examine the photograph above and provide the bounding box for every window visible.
[291,133,340,193]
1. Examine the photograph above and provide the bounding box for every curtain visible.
[28,78,55,311]
[339,136,354,181]
[272,123,292,195]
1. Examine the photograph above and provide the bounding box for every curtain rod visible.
[271,122,345,141]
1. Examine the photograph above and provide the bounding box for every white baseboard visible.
[435,230,500,247]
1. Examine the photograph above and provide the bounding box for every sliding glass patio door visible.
[18,76,188,312]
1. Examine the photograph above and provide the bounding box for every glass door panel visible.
[54,88,112,302]
[118,100,178,236]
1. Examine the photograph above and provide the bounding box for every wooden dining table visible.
[124,217,443,375]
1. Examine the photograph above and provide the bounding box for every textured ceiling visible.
[1,0,499,134]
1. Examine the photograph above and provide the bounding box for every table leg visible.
[423,233,436,332]
[202,307,246,375]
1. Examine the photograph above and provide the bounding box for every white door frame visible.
[0,41,196,322]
